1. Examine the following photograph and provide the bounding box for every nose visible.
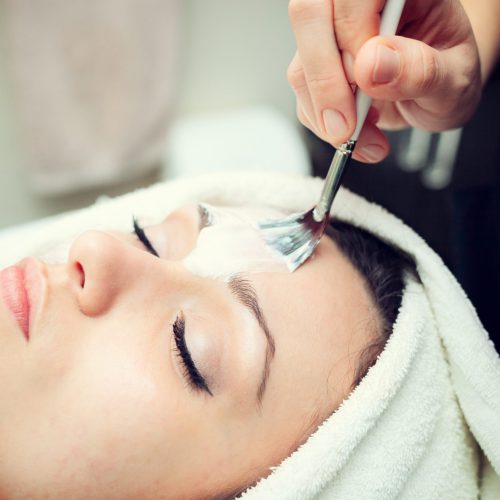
[67,230,152,316]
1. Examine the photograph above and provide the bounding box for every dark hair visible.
[326,220,418,389]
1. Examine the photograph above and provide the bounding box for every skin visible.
[287,0,487,163]
[461,0,500,83]
[0,205,378,500]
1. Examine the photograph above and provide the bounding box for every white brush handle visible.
[351,0,406,141]
[313,0,406,222]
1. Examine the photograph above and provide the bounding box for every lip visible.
[0,258,45,341]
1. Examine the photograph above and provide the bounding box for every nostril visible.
[75,262,85,288]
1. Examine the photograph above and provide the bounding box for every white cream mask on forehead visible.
[183,204,289,280]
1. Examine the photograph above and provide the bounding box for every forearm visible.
[461,0,500,84]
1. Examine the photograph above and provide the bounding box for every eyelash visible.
[133,217,159,257]
[132,217,212,397]
[172,315,213,396]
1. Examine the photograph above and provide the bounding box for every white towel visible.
[0,171,498,499]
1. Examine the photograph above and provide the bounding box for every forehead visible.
[249,234,377,409]
[251,235,367,336]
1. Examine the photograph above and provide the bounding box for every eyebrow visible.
[228,275,275,406]
[195,205,276,404]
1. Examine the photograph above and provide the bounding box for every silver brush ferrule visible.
[313,140,356,222]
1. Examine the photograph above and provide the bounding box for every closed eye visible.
[132,217,159,257]
[132,216,212,397]
[172,315,213,396]
[134,205,211,258]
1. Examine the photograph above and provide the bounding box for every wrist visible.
[460,0,500,85]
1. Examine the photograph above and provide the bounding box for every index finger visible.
[288,0,355,143]
[333,0,385,55]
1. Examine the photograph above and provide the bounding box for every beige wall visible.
[0,1,296,229]
[176,1,295,116]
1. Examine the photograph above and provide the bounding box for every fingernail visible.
[323,109,347,139]
[373,45,400,84]
[342,51,355,83]
[359,144,385,162]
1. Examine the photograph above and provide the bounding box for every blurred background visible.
[0,0,300,229]
[0,0,498,337]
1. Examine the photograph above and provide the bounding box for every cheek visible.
[3,327,186,495]
[0,367,171,498]
[61,321,175,446]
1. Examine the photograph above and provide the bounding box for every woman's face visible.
[0,204,377,499]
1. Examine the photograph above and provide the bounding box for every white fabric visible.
[163,107,311,178]
[0,171,498,499]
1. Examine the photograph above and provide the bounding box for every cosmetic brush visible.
[258,0,406,272]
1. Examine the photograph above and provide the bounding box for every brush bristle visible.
[258,209,327,272]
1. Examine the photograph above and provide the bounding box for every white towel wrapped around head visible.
[1,171,499,499]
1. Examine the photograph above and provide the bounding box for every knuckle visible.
[453,52,480,94]
[288,0,325,24]
[307,72,342,94]
[416,45,442,94]
[445,67,480,127]
[333,10,358,31]
[287,62,306,90]
[333,0,383,51]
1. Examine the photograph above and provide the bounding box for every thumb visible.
[354,35,449,102]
